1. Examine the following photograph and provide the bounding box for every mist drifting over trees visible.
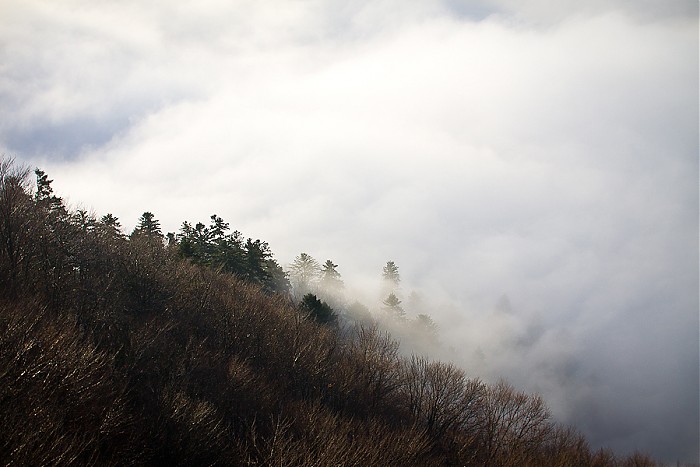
[0,158,673,465]
[0,0,697,464]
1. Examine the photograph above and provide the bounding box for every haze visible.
[1,0,697,462]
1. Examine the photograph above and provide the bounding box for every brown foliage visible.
[0,159,33,299]
[0,157,661,465]
[473,380,554,466]
[0,299,139,465]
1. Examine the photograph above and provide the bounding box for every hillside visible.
[0,157,658,465]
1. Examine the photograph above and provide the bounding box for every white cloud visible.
[0,0,697,462]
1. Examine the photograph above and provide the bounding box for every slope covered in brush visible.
[0,158,656,465]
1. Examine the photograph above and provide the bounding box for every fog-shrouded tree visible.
[320,260,343,291]
[319,259,344,306]
[415,313,437,333]
[382,261,400,287]
[382,292,405,320]
[414,314,439,345]
[381,260,401,302]
[288,252,320,298]
[406,290,424,314]
[0,156,661,466]
[346,300,372,324]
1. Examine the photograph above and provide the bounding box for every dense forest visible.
[0,157,659,465]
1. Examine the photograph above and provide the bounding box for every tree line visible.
[0,158,657,465]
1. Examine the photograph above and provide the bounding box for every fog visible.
[0,0,697,462]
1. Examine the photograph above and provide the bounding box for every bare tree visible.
[0,158,32,298]
[401,356,483,439]
[476,380,554,466]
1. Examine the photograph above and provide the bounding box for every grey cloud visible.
[484,0,698,25]
[2,117,126,160]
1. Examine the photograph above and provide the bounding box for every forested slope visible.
[0,158,656,465]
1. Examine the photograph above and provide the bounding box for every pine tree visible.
[382,292,405,320]
[414,314,438,338]
[288,253,320,298]
[100,213,121,229]
[264,258,290,295]
[132,212,162,238]
[382,261,400,286]
[300,293,337,325]
[319,259,344,293]
[34,169,64,212]
[347,300,372,323]
[243,238,272,286]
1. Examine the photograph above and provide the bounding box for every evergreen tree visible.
[288,252,320,298]
[382,292,405,320]
[209,214,229,239]
[177,221,197,258]
[319,259,344,293]
[175,215,287,295]
[217,228,245,274]
[243,238,272,286]
[300,293,337,325]
[264,258,290,296]
[73,209,96,233]
[382,261,400,286]
[347,300,372,323]
[381,260,401,305]
[166,232,177,247]
[34,169,63,212]
[132,212,162,238]
[100,213,121,229]
[414,314,438,338]
[406,291,423,313]
[97,213,124,243]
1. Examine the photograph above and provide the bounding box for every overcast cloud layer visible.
[1,0,698,462]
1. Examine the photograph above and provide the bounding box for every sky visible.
[0,0,698,462]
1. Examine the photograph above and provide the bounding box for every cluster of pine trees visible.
[175,215,289,295]
[284,253,440,354]
[0,157,657,465]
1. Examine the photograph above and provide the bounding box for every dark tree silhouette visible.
[175,215,288,295]
[132,212,163,238]
[301,293,337,325]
